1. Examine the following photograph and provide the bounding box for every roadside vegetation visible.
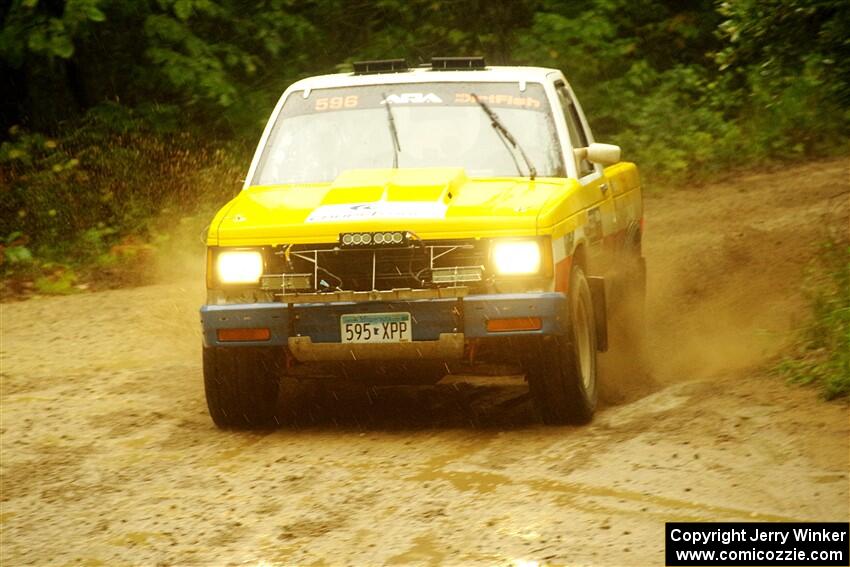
[0,105,246,294]
[776,229,850,399]
[1,2,848,305]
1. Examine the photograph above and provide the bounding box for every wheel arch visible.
[569,240,607,353]
[572,241,588,272]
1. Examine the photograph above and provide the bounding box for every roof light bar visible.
[352,59,409,75]
[431,56,486,70]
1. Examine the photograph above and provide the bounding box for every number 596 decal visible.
[315,95,359,111]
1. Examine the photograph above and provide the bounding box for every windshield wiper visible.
[472,93,537,180]
[382,92,402,168]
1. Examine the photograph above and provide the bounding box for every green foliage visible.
[2,0,322,134]
[1,104,244,248]
[2,0,849,294]
[0,103,248,296]
[140,0,317,116]
[0,0,105,63]
[513,0,849,184]
[1,231,33,265]
[717,0,850,105]
[34,267,79,294]
[4,0,848,143]
[776,233,850,399]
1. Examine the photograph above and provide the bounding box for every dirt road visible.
[2,160,848,566]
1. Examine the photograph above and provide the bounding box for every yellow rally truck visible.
[201,58,645,428]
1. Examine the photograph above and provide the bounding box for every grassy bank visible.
[0,105,248,298]
[775,231,850,399]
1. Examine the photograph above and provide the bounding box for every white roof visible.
[287,66,562,92]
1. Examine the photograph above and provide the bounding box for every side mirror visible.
[575,143,621,166]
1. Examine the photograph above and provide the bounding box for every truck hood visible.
[211,168,580,245]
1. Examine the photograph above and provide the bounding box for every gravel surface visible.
[2,160,848,566]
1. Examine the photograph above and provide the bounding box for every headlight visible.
[492,240,541,275]
[216,250,263,284]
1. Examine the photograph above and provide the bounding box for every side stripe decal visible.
[554,256,573,293]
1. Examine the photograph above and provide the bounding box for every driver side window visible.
[556,84,594,178]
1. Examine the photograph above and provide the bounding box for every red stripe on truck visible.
[554,256,573,293]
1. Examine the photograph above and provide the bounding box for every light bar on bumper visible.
[431,266,484,284]
[260,273,313,292]
[339,231,408,248]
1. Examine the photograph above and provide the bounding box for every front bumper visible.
[200,292,567,361]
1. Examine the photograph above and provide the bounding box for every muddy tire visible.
[526,266,598,425]
[203,346,282,429]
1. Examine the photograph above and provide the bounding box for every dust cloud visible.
[147,160,850,408]
[615,159,848,390]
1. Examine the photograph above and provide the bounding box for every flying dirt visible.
[1,160,848,565]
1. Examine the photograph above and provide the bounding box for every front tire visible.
[203,346,282,429]
[527,265,598,424]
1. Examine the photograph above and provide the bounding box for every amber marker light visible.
[217,328,271,342]
[486,317,543,332]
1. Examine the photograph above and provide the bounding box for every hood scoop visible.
[320,167,468,206]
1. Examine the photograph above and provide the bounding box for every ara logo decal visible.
[380,93,443,105]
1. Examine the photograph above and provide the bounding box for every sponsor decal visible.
[306,202,448,223]
[380,93,443,105]
[454,92,542,108]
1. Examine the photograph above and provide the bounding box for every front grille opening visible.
[268,240,487,292]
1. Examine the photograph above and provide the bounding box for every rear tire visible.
[527,265,598,425]
[203,346,282,429]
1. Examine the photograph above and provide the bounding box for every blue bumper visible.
[201,292,567,349]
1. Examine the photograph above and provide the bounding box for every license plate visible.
[340,312,412,344]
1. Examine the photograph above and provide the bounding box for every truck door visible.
[554,82,618,272]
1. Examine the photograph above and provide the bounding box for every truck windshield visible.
[251,82,565,185]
